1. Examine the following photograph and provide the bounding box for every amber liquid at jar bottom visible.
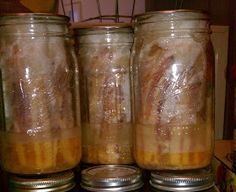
[0,129,81,174]
[135,123,213,170]
[82,123,133,164]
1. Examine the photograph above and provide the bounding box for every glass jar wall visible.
[74,24,134,164]
[0,13,81,175]
[131,10,215,170]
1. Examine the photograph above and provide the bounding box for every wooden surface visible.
[214,139,234,170]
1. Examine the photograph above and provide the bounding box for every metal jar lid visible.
[9,170,75,192]
[150,169,214,191]
[80,165,143,192]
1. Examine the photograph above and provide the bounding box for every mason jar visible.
[131,10,215,170]
[74,24,134,165]
[0,13,81,175]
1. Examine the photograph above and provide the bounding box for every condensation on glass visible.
[131,10,215,170]
[74,24,134,164]
[0,13,81,175]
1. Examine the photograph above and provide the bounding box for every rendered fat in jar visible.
[74,23,134,165]
[0,13,81,175]
[131,10,215,170]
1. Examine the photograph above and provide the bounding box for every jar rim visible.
[73,22,133,37]
[0,13,70,25]
[135,9,209,18]
[134,9,209,24]
[0,13,69,19]
[71,22,133,30]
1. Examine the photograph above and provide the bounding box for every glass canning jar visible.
[74,24,134,165]
[0,13,81,175]
[131,10,215,170]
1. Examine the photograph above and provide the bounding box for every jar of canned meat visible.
[74,24,134,164]
[131,10,215,170]
[0,13,81,175]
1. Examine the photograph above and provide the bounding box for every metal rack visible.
[60,0,136,23]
